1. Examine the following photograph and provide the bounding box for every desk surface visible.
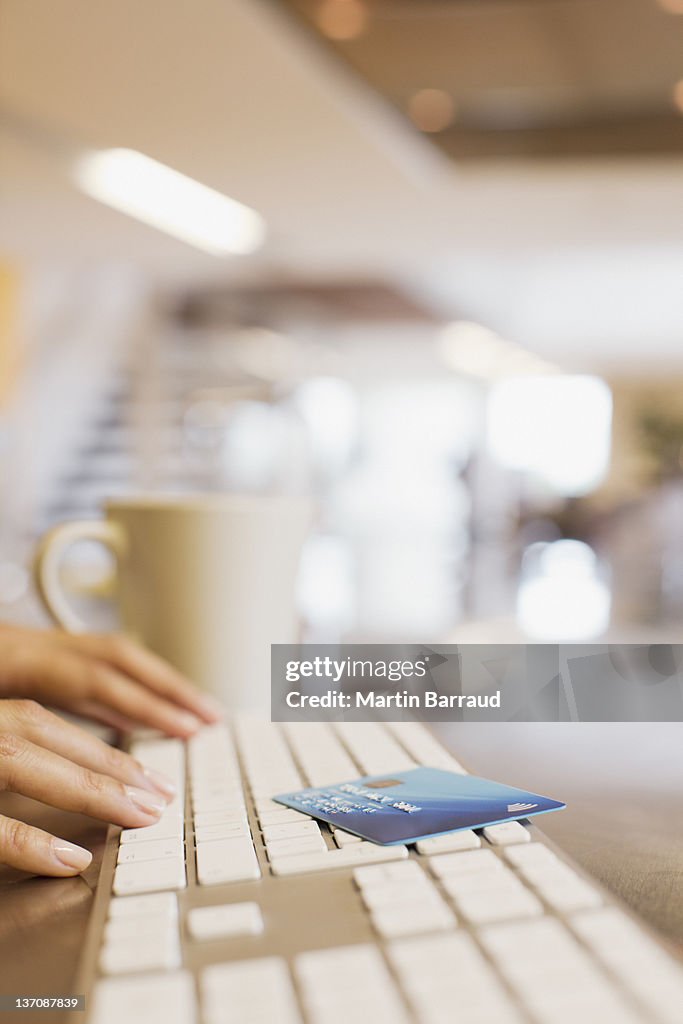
[437,721,683,954]
[0,722,681,1021]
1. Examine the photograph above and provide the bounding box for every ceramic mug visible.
[34,494,312,709]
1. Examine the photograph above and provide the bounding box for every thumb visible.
[0,815,92,876]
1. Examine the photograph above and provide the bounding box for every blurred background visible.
[2,0,683,645]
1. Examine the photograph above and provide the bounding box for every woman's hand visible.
[0,624,222,737]
[0,699,176,876]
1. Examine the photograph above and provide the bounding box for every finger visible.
[26,651,202,738]
[67,698,147,735]
[64,633,223,723]
[0,814,92,877]
[7,700,176,799]
[0,734,167,827]
[89,663,205,738]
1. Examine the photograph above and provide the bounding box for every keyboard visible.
[75,719,683,1024]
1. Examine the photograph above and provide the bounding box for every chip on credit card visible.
[275,767,565,846]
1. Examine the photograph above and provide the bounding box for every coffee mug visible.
[34,494,312,709]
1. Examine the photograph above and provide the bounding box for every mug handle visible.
[33,520,126,633]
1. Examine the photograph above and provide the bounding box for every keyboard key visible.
[161,795,185,820]
[281,722,358,785]
[191,777,241,795]
[386,722,468,774]
[99,937,181,975]
[258,808,310,826]
[104,916,176,943]
[202,957,301,1024]
[353,859,426,889]
[295,944,410,1024]
[120,817,184,844]
[333,829,363,847]
[264,834,327,858]
[194,821,251,842]
[235,718,304,799]
[117,838,184,864]
[270,842,408,877]
[91,970,196,1024]
[415,831,481,855]
[261,820,321,842]
[191,784,239,800]
[477,914,642,1022]
[130,739,185,785]
[371,899,456,939]
[359,873,436,907]
[113,856,186,895]
[481,916,587,970]
[108,893,177,919]
[479,919,644,1022]
[440,867,522,899]
[187,901,263,940]
[503,842,560,870]
[536,874,602,914]
[571,908,683,1024]
[523,992,644,1024]
[193,809,247,827]
[249,776,302,798]
[192,795,245,814]
[254,798,284,816]
[483,822,531,846]
[334,722,417,775]
[388,933,524,1024]
[511,855,603,913]
[455,886,543,925]
[196,837,260,885]
[429,849,503,879]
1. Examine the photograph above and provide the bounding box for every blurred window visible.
[487,375,612,496]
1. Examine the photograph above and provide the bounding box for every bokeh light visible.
[407,88,456,133]
[316,0,368,42]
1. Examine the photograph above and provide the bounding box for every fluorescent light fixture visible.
[437,321,507,377]
[74,148,265,256]
[437,321,559,379]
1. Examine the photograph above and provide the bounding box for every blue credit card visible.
[275,767,565,845]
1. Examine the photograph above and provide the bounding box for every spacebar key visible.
[270,843,408,877]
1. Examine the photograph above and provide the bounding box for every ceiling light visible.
[437,321,506,377]
[498,349,559,376]
[316,0,368,42]
[407,89,456,133]
[437,321,559,380]
[74,148,266,256]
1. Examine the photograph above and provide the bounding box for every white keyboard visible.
[87,719,683,1024]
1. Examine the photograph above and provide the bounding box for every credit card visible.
[275,767,565,846]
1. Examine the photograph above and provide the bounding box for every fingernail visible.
[176,712,201,733]
[197,695,224,720]
[125,786,166,817]
[143,767,177,799]
[52,839,92,872]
